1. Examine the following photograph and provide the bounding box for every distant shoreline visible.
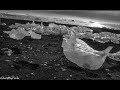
[0,10,120,30]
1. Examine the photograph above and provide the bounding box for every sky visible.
[1,10,120,27]
[35,10,120,24]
